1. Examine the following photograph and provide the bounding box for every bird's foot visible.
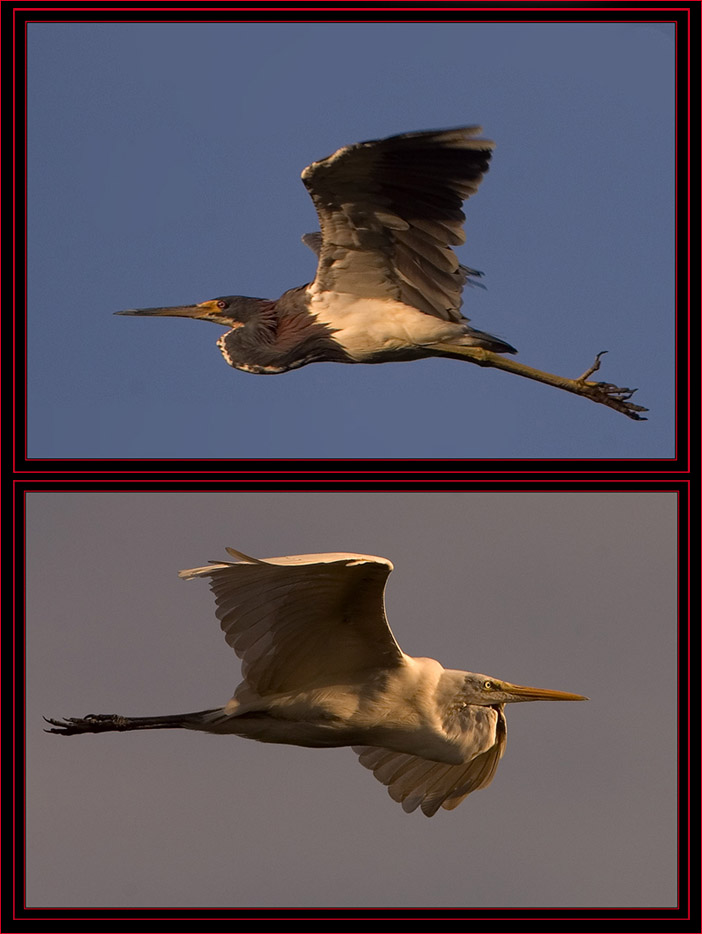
[44,714,128,735]
[573,352,648,421]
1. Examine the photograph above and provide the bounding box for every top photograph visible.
[24,20,677,464]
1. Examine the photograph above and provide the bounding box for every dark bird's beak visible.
[115,303,208,320]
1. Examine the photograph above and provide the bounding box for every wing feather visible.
[179,551,404,695]
[302,127,493,322]
[353,707,507,816]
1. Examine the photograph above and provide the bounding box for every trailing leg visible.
[432,344,648,420]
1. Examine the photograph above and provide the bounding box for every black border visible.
[12,479,693,927]
[6,0,697,926]
[7,1,692,475]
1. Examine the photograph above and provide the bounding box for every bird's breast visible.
[307,290,466,361]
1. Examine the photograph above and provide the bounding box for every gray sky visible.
[27,22,674,458]
[26,492,678,908]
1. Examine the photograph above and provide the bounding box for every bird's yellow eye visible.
[484,680,494,690]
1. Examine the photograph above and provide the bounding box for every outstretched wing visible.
[353,707,507,816]
[301,126,494,322]
[179,549,404,695]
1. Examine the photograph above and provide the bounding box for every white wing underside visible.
[353,709,506,817]
[179,548,404,696]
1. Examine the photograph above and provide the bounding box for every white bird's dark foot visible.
[44,714,130,735]
[573,352,648,421]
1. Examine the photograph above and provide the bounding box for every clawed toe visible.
[581,381,648,420]
[43,716,74,734]
[43,714,121,735]
[573,354,648,420]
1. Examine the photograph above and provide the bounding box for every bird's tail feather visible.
[433,331,517,357]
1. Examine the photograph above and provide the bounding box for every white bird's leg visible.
[433,344,648,420]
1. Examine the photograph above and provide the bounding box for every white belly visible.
[308,290,466,361]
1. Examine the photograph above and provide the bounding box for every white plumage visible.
[47,547,587,817]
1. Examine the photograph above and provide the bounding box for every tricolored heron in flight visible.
[116,127,646,420]
[46,548,587,816]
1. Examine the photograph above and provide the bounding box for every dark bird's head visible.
[116,288,350,374]
[115,296,265,328]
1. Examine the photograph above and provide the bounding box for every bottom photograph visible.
[25,491,678,910]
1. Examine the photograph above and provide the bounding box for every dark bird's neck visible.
[217,287,352,373]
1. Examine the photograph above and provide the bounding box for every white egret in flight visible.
[46,548,587,816]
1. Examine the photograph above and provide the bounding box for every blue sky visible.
[27,22,675,459]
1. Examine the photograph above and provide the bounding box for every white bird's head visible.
[458,672,588,706]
